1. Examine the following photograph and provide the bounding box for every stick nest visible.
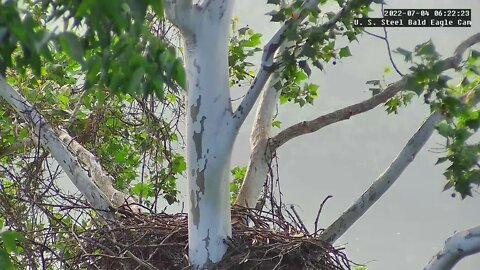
[75,206,351,269]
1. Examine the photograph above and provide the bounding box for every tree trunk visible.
[165,1,236,267]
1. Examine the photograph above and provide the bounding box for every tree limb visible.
[231,0,366,130]
[270,75,411,149]
[319,111,444,243]
[319,82,480,243]
[54,128,141,213]
[424,225,480,270]
[235,68,281,207]
[270,32,480,150]
[0,77,115,220]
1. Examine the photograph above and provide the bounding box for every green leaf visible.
[270,12,286,22]
[171,154,186,174]
[267,0,280,4]
[128,67,145,91]
[131,182,153,198]
[243,33,262,47]
[415,39,439,60]
[58,32,84,64]
[0,249,14,270]
[1,231,23,253]
[394,47,412,62]
[172,58,186,90]
[166,93,177,103]
[279,95,289,104]
[272,120,281,128]
[114,150,127,163]
[294,69,308,82]
[436,122,451,137]
[405,76,424,95]
[436,157,449,165]
[149,0,164,18]
[339,46,351,58]
[443,181,454,191]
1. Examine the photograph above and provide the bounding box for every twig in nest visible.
[314,195,333,237]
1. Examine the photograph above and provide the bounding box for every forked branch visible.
[231,0,367,130]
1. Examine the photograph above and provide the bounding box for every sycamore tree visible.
[0,0,479,269]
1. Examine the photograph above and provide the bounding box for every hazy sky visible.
[229,0,480,269]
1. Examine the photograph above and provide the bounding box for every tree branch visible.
[231,0,366,130]
[0,77,115,220]
[319,111,444,243]
[270,75,410,149]
[319,82,480,244]
[270,32,480,150]
[235,68,281,207]
[424,225,480,270]
[54,128,141,213]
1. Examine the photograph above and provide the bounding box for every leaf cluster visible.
[267,0,370,107]
[0,0,186,99]
[392,41,480,198]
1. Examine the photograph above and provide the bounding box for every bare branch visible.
[424,225,480,270]
[270,32,480,150]
[231,0,366,130]
[0,77,115,220]
[270,75,411,149]
[319,111,444,243]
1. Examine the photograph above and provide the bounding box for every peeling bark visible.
[166,1,236,267]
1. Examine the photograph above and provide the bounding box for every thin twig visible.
[314,195,333,237]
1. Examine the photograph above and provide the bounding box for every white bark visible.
[54,128,140,212]
[235,0,389,206]
[319,111,443,243]
[0,77,114,220]
[317,33,480,243]
[424,226,480,270]
[166,1,236,268]
[235,72,280,207]
[235,25,290,206]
